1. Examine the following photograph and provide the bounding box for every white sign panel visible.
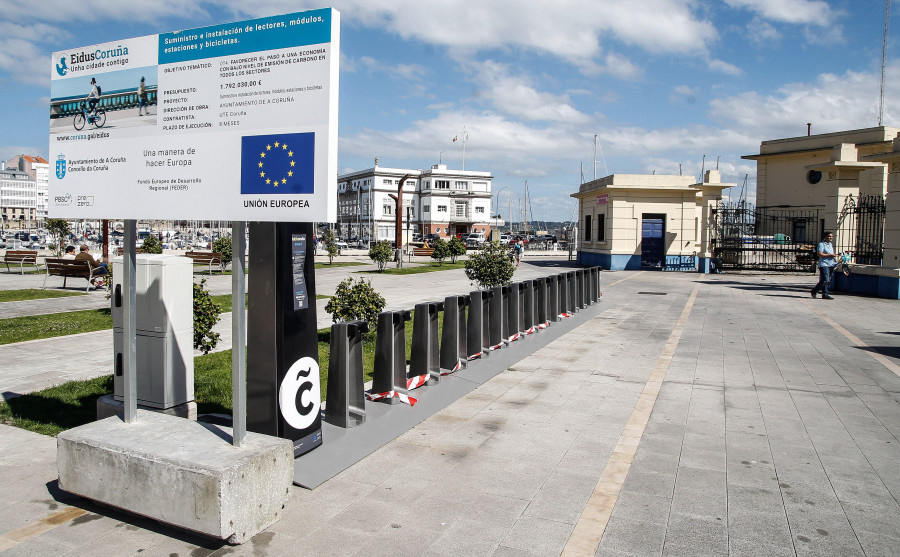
[49,8,339,222]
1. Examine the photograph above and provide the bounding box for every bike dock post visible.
[522,280,536,334]
[536,277,550,328]
[371,310,411,404]
[507,283,522,341]
[567,271,578,314]
[576,269,586,309]
[548,275,560,321]
[324,320,368,428]
[557,273,569,318]
[440,295,468,374]
[489,285,508,349]
[410,302,441,386]
[590,267,600,304]
[467,290,491,360]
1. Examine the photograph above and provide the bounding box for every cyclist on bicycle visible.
[85,78,100,115]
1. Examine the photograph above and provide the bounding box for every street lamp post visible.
[493,184,510,240]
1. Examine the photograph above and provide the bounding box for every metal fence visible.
[711,202,821,272]
[835,194,885,265]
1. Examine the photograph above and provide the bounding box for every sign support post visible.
[232,221,247,446]
[122,219,137,423]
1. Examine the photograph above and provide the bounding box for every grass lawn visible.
[360,261,467,275]
[0,308,112,345]
[0,310,443,436]
[314,262,365,269]
[0,289,85,303]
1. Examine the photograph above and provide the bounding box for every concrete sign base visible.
[57,410,293,544]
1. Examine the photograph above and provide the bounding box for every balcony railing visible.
[50,87,159,118]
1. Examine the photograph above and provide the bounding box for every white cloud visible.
[468,61,590,124]
[746,16,781,46]
[708,65,900,139]
[356,55,427,81]
[1,0,211,24]
[723,0,835,27]
[671,85,697,104]
[0,22,64,86]
[707,59,742,76]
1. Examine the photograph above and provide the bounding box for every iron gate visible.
[711,203,821,272]
[835,194,885,265]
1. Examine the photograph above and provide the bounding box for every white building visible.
[4,155,49,224]
[337,163,496,243]
[0,167,37,231]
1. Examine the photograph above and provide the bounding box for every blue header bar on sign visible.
[158,8,332,64]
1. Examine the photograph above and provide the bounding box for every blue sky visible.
[0,0,896,222]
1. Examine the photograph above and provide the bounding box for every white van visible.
[465,232,486,247]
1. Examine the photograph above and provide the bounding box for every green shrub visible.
[448,236,466,263]
[464,241,516,289]
[324,277,385,325]
[368,240,393,272]
[430,237,450,265]
[212,236,233,264]
[140,234,163,254]
[323,229,339,264]
[45,219,70,256]
[193,278,221,355]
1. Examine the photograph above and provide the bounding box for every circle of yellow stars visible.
[257,141,295,187]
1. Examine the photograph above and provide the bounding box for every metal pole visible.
[232,221,247,446]
[122,219,137,423]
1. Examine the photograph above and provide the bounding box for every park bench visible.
[3,250,40,274]
[42,258,100,292]
[411,247,434,257]
[186,251,225,274]
[114,247,144,256]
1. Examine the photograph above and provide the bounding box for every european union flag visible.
[240,132,315,195]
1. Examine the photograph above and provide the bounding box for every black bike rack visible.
[489,285,509,348]
[507,283,522,340]
[522,280,536,333]
[557,273,569,317]
[576,269,586,309]
[549,274,561,321]
[467,290,492,359]
[410,301,442,386]
[371,310,411,404]
[567,271,578,315]
[440,295,469,373]
[536,277,550,326]
[324,320,368,428]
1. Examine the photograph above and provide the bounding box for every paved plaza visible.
[1,257,899,556]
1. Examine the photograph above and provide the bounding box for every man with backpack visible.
[86,77,101,114]
[810,231,837,300]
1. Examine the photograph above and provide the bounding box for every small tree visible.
[193,278,221,354]
[448,236,466,263]
[368,240,393,272]
[430,237,450,265]
[212,236,233,264]
[45,219,70,256]
[140,234,163,254]
[325,277,385,326]
[323,229,339,264]
[464,241,516,289]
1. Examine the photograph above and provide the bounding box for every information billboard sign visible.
[49,8,340,222]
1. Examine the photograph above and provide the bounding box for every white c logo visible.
[278,357,320,431]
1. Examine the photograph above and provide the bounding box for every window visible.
[435,180,450,189]
[424,205,430,213]
[597,214,605,242]
[584,214,592,241]
[437,205,448,212]
[455,202,467,218]
[475,206,485,213]
[383,179,394,186]
[455,181,468,190]
[383,204,392,215]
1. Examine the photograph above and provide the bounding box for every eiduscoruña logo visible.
[55,55,68,77]
[55,154,66,179]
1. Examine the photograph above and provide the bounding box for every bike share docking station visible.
[292,268,606,489]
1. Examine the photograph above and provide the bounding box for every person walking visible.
[138,77,149,116]
[810,231,837,300]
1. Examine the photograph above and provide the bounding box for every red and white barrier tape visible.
[524,326,536,335]
[559,312,574,319]
[406,373,430,391]
[440,359,464,376]
[366,390,417,406]
[538,321,549,329]
[507,333,520,343]
[489,342,504,351]
[467,352,483,361]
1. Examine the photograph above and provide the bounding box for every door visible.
[641,214,665,268]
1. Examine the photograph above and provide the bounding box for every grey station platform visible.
[295,301,604,488]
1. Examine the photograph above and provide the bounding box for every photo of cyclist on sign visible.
[49,66,158,133]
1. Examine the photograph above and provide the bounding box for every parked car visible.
[465,232,486,248]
